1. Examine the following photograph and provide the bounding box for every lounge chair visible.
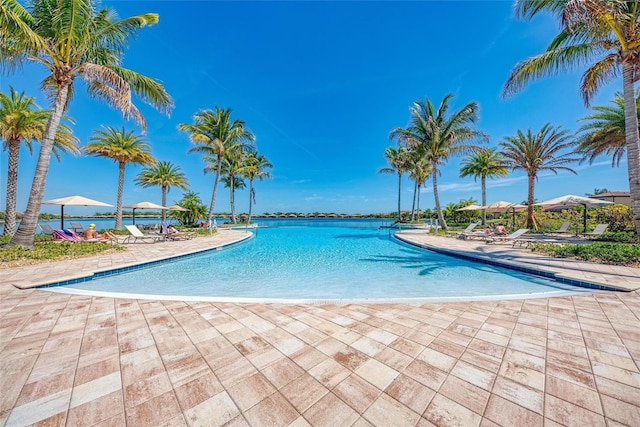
[39,224,55,235]
[582,223,609,238]
[51,228,83,242]
[123,224,164,243]
[449,222,478,238]
[485,228,530,245]
[548,221,571,234]
[70,222,85,235]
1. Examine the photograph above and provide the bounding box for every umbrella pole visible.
[583,204,587,234]
[133,208,136,225]
[61,205,65,229]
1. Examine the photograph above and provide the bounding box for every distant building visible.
[589,191,631,207]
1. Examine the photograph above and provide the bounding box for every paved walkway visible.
[1,230,639,426]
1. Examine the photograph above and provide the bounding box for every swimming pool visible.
[52,221,594,303]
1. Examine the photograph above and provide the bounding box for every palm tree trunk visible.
[411,180,417,221]
[481,175,487,225]
[8,84,69,248]
[622,63,640,234]
[230,175,236,224]
[526,174,535,228]
[207,157,222,226]
[433,164,447,229]
[397,172,402,222]
[416,184,421,221]
[3,140,20,236]
[115,162,125,230]
[161,186,167,222]
[248,181,254,224]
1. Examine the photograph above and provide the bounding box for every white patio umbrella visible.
[535,194,613,233]
[456,204,483,211]
[123,201,170,225]
[42,195,113,229]
[167,204,189,212]
[481,201,527,227]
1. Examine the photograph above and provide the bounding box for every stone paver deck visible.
[1,229,639,426]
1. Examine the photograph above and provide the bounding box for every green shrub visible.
[595,205,634,232]
[530,242,640,266]
[1,237,125,265]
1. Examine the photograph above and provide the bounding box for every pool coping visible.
[394,233,635,293]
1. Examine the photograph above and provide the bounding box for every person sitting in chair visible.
[84,224,117,240]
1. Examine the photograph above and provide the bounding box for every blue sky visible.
[1,1,631,216]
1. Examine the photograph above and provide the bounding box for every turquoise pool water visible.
[56,221,592,302]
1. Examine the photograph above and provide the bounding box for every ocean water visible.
[55,221,592,302]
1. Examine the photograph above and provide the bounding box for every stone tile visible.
[363,393,420,426]
[304,392,360,426]
[225,372,277,411]
[544,394,606,426]
[261,356,305,389]
[308,357,351,388]
[280,373,329,413]
[385,374,436,415]
[546,375,603,415]
[355,358,399,390]
[333,374,380,413]
[183,391,240,427]
[243,392,298,427]
[333,346,369,371]
[484,394,543,427]
[423,393,482,427]
[438,375,489,415]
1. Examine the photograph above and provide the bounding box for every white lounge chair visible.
[549,221,571,234]
[485,228,530,245]
[123,225,164,243]
[582,223,609,238]
[449,222,478,238]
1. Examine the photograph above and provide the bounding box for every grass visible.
[0,234,127,268]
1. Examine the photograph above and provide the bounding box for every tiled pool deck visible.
[1,229,639,426]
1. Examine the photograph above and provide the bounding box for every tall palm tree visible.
[389,94,487,229]
[408,156,431,222]
[459,148,508,225]
[1,0,172,247]
[0,87,79,236]
[178,107,255,227]
[135,161,189,221]
[503,0,640,233]
[219,146,250,224]
[378,145,411,222]
[84,126,156,229]
[499,123,579,228]
[243,152,273,224]
[576,90,640,167]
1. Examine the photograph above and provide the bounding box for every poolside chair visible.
[548,221,571,235]
[51,228,83,242]
[582,223,609,238]
[39,224,55,235]
[123,224,164,243]
[485,228,530,245]
[447,222,478,238]
[70,222,85,235]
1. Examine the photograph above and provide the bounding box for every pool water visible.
[57,223,592,302]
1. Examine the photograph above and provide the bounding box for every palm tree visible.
[1,0,172,247]
[178,107,255,227]
[499,123,579,228]
[84,126,156,229]
[407,152,431,222]
[0,87,79,236]
[219,146,250,224]
[243,152,273,224]
[378,145,411,222]
[172,191,207,226]
[459,148,508,225]
[503,0,640,234]
[389,94,487,229]
[135,161,189,221]
[576,91,640,167]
